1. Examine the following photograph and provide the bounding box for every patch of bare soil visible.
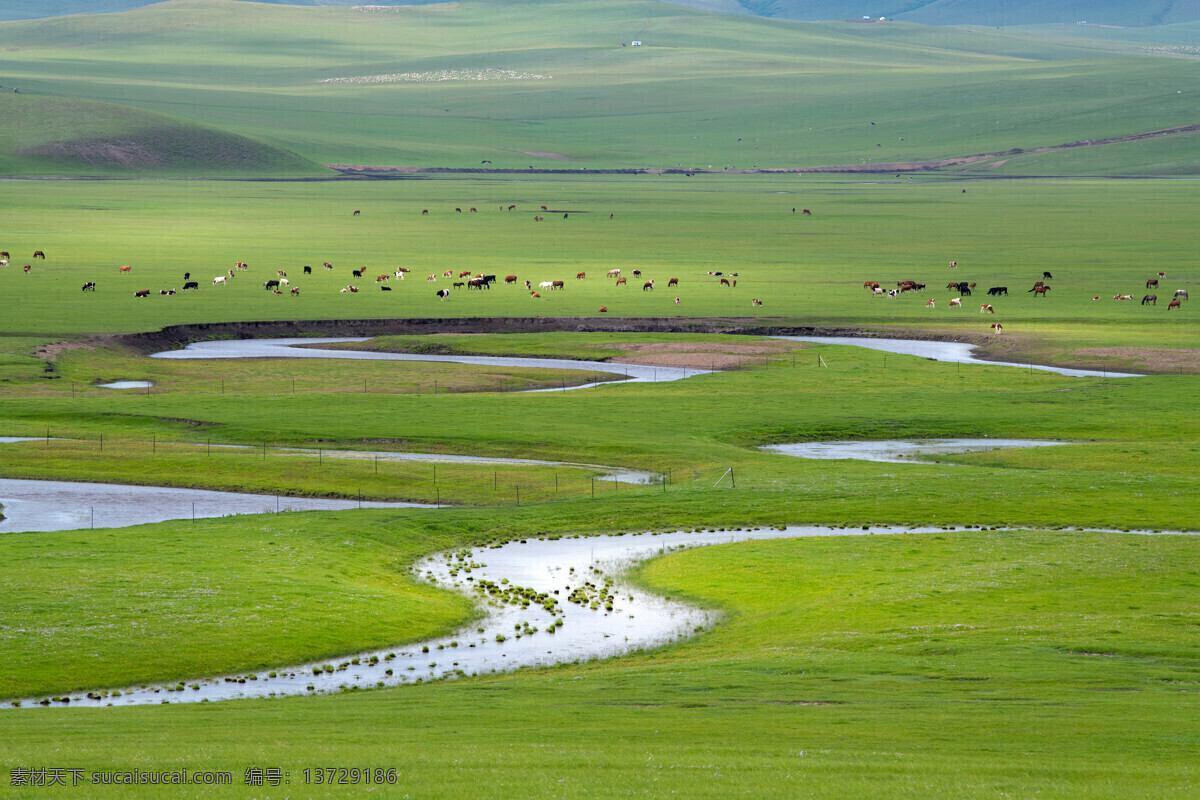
[602,340,798,369]
[517,150,570,161]
[23,140,165,169]
[33,335,118,362]
[1073,347,1199,372]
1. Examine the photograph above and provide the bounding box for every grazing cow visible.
[134,289,150,298]
[576,271,586,280]
[1030,286,1051,296]
[616,276,627,286]
[453,282,465,289]
[674,297,680,306]
[421,209,428,215]
[949,298,962,308]
[752,298,763,307]
[534,215,543,222]
[667,277,678,288]
[455,208,462,213]
[291,286,300,296]
[32,250,45,259]
[437,289,450,300]
[980,303,994,314]
[470,208,477,213]
[563,213,569,219]
[459,271,472,278]
[482,275,497,286]
[1091,296,1100,301]
[986,286,1007,297]
[235,262,248,271]
[468,278,486,289]
[1043,271,1053,279]
[0,259,7,267]
[599,306,607,313]
[228,269,236,278]
[632,269,642,277]
[1147,278,1159,289]
[353,209,361,216]
[1168,298,1182,310]
[214,276,227,286]
[539,281,554,290]
[541,205,548,211]
[119,265,132,274]
[1174,289,1188,301]
[1142,294,1157,306]
[23,264,31,274]
[81,282,96,291]
[991,323,1004,334]
[873,287,884,296]
[802,209,811,216]
[887,289,899,298]
[279,278,289,286]
[380,285,391,292]
[551,280,565,290]
[720,278,730,287]
[378,274,391,283]
[442,270,453,278]
[524,280,532,290]
[395,270,407,280]
[1158,272,1166,279]
[183,272,190,280]
[303,266,312,275]
[352,269,364,278]
[505,275,518,284]
[949,261,957,269]
[427,274,437,282]
[607,269,621,278]
[643,280,655,291]
[182,281,199,291]
[263,279,278,290]
[864,280,880,290]
[323,262,333,270]
[530,291,540,298]
[277,270,287,277]
[926,299,935,309]
[508,205,517,211]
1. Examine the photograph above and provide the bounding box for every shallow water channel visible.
[761,439,1068,464]
[151,337,708,387]
[10,525,947,708]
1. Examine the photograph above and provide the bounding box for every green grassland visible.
[0,0,1198,175]
[0,2,1197,797]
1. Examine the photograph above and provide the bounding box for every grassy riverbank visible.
[2,525,1195,797]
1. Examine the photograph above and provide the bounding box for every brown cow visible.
[421,209,428,215]
[352,209,360,216]
[323,262,333,270]
[551,280,565,290]
[598,306,607,313]
[576,272,586,281]
[802,209,811,216]
[667,277,678,288]
[616,277,627,286]
[504,275,518,284]
[719,278,730,287]
[642,280,655,291]
[23,264,31,274]
[980,303,994,314]
[1168,298,1182,310]
[32,250,45,259]
[1030,286,1050,296]
[119,265,132,274]
[508,205,517,211]
[530,291,540,298]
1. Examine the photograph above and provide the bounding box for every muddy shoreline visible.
[116,317,989,354]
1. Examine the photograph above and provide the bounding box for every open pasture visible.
[0,174,1196,367]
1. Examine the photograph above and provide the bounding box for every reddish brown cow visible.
[353,210,360,216]
[616,277,627,286]
[134,289,150,297]
[576,272,586,280]
[32,250,45,259]
[719,278,730,287]
[667,277,678,288]
[1168,298,1182,310]
[642,280,655,291]
[504,275,518,284]
[551,280,565,290]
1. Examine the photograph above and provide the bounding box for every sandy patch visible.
[517,150,570,161]
[1073,347,1198,372]
[602,340,800,369]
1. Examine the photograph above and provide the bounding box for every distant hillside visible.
[0,93,322,176]
[1,0,1197,176]
[5,0,1200,26]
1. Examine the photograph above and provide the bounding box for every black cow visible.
[1043,271,1053,279]
[303,265,312,275]
[182,281,199,291]
[986,286,1008,297]
[264,279,280,290]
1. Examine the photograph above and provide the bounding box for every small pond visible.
[97,381,153,389]
[761,438,1069,463]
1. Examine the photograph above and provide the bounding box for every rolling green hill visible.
[0,0,1197,176]
[0,92,322,176]
[7,0,1200,26]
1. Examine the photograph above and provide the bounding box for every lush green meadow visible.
[0,1,1198,796]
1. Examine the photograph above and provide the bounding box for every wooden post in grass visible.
[516,486,520,507]
[99,433,103,452]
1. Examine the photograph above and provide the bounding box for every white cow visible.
[539,281,554,290]
[213,276,226,286]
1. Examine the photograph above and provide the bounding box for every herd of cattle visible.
[4,248,1191,319]
[864,265,1188,333]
